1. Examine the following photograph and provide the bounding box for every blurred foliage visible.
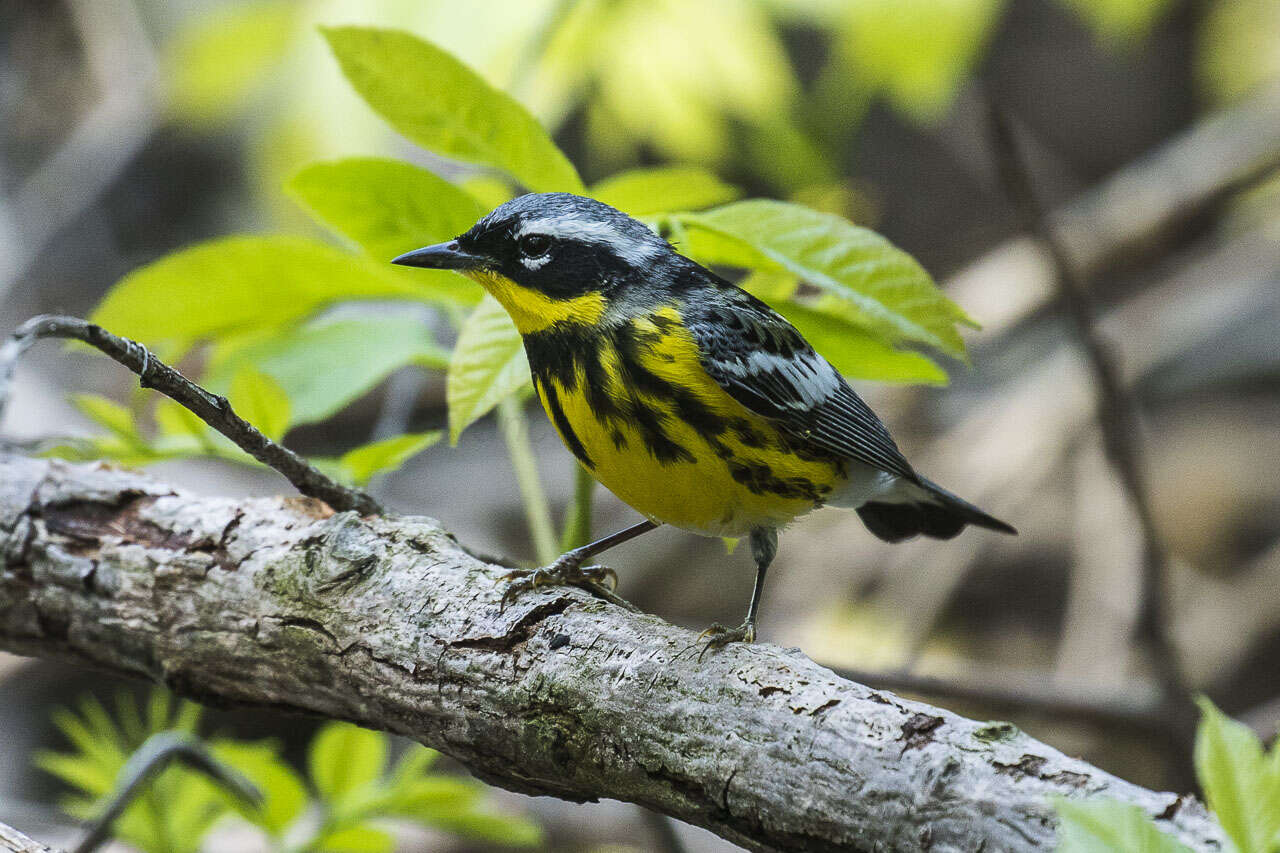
[65,24,972,561]
[1058,0,1176,45]
[831,0,1005,125]
[1055,698,1280,852]
[156,0,1227,222]
[589,166,741,217]
[1198,0,1280,102]
[164,0,300,125]
[37,690,542,852]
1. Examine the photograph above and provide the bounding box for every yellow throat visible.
[465,270,606,334]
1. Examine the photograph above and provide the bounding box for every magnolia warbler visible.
[394,193,1015,647]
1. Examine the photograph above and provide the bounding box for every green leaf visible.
[1058,0,1175,44]
[339,431,442,487]
[590,167,740,216]
[446,294,532,444]
[165,0,298,125]
[459,175,517,211]
[145,691,173,736]
[70,395,141,441]
[211,741,308,837]
[1194,697,1280,853]
[680,200,974,359]
[208,315,450,428]
[308,722,387,802]
[79,695,129,749]
[390,744,440,784]
[1197,0,1280,103]
[570,0,797,163]
[315,824,396,853]
[287,158,486,262]
[660,213,781,270]
[386,777,481,819]
[165,770,228,853]
[115,692,146,746]
[836,0,1004,124]
[41,435,173,467]
[743,271,948,384]
[322,26,583,194]
[775,301,947,384]
[229,368,291,441]
[92,236,473,352]
[35,752,117,797]
[155,399,210,441]
[172,697,204,735]
[425,810,544,847]
[1054,798,1191,852]
[49,705,126,774]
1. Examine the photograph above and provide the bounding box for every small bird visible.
[394,193,1014,647]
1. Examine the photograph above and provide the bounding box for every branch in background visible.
[0,315,381,516]
[948,85,1280,336]
[72,733,260,853]
[0,456,1226,852]
[0,0,158,304]
[985,104,1199,746]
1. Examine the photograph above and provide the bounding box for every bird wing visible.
[685,288,918,482]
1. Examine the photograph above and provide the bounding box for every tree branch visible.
[986,103,1199,754]
[0,315,381,516]
[0,454,1225,852]
[0,822,61,853]
[72,733,261,853]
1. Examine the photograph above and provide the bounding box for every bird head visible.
[392,193,673,334]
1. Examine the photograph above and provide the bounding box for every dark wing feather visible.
[684,288,917,482]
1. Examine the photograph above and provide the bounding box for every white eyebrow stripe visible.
[515,216,662,266]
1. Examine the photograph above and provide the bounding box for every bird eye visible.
[518,233,551,259]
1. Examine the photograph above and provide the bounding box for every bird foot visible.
[500,556,617,610]
[696,620,756,659]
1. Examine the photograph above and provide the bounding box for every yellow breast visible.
[532,308,844,537]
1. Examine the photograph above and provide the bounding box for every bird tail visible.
[856,476,1017,543]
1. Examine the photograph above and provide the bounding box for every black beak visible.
[391,241,485,270]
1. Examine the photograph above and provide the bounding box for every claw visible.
[498,554,619,610]
[695,620,756,660]
[580,564,618,590]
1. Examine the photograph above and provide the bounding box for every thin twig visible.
[985,104,1198,742]
[0,315,382,515]
[73,732,260,853]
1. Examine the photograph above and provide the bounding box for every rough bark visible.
[0,455,1225,852]
[0,822,60,853]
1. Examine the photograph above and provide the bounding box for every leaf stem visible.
[560,463,595,551]
[496,395,558,565]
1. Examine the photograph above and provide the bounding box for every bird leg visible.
[699,527,777,655]
[500,519,658,609]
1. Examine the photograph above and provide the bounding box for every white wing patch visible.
[713,348,842,410]
[516,216,662,266]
